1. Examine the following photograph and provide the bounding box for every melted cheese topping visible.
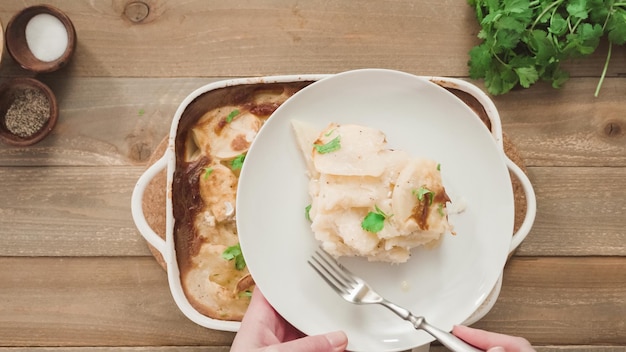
[294,122,452,263]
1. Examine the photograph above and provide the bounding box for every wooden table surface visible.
[0,1,624,351]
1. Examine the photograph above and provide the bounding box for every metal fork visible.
[308,248,482,352]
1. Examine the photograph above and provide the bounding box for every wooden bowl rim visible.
[4,4,77,73]
[0,18,4,67]
[0,77,59,147]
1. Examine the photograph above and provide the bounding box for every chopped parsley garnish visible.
[437,163,441,171]
[231,154,246,170]
[203,167,214,179]
[314,136,341,154]
[138,108,145,116]
[239,290,252,298]
[361,205,391,233]
[305,204,312,221]
[437,203,445,217]
[222,243,246,270]
[413,186,435,205]
[226,109,240,123]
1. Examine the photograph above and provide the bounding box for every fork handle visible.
[409,315,482,352]
[382,301,482,352]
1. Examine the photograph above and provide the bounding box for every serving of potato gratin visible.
[292,121,453,263]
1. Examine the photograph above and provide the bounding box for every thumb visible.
[266,331,348,352]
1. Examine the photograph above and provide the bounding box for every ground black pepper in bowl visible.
[0,77,58,147]
[4,87,50,138]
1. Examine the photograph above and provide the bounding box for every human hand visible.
[452,325,535,352]
[230,288,348,352]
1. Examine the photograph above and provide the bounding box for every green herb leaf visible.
[548,13,567,36]
[413,186,435,205]
[468,44,493,79]
[231,154,246,170]
[138,108,145,116]
[437,203,445,217]
[239,290,253,298]
[203,167,214,179]
[222,243,246,270]
[566,0,589,20]
[361,205,390,233]
[314,135,341,154]
[514,66,539,88]
[305,204,312,222]
[607,9,626,45]
[226,109,240,123]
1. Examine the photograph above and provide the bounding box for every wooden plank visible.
[0,166,152,256]
[0,76,625,168]
[472,257,626,346]
[0,256,623,347]
[0,349,230,352]
[434,347,626,352]
[493,77,626,167]
[0,165,624,257]
[0,257,235,347]
[515,166,626,256]
[0,78,218,167]
[0,1,625,79]
[531,348,626,352]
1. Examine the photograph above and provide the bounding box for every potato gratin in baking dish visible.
[131,71,536,338]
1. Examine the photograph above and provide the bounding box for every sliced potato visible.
[312,124,388,177]
[193,107,262,159]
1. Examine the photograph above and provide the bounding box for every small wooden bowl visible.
[5,5,77,73]
[0,18,4,67]
[0,78,58,147]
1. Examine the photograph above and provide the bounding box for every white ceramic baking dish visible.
[131,73,537,333]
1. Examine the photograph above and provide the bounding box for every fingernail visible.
[325,330,348,350]
[489,346,506,352]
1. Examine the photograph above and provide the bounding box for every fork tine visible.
[308,248,358,293]
[315,248,357,285]
[308,255,348,295]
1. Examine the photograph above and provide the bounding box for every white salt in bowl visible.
[5,5,77,73]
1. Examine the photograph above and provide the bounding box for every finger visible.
[239,287,283,330]
[264,331,348,352]
[246,287,272,317]
[452,325,535,352]
[232,288,283,349]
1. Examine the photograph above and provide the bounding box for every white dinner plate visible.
[237,69,514,352]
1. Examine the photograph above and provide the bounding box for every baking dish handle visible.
[131,154,168,257]
[505,156,537,253]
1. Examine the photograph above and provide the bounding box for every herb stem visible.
[594,41,612,98]
[491,50,509,67]
[531,0,563,31]
[600,4,613,31]
[570,17,583,34]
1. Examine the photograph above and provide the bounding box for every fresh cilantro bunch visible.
[467,0,626,96]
